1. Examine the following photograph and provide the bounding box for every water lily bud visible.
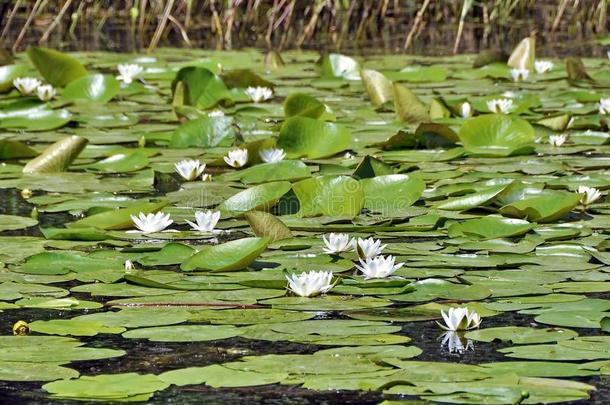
[21,188,32,199]
[138,135,146,148]
[30,207,38,220]
[12,320,30,336]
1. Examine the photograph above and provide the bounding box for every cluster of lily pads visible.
[0,37,609,403]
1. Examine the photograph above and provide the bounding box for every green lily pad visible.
[448,216,534,240]
[458,114,535,157]
[278,116,351,159]
[43,373,169,401]
[181,237,269,271]
[27,47,87,86]
[123,324,242,342]
[62,74,120,104]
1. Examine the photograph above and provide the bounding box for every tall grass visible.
[0,0,606,52]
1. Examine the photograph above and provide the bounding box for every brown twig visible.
[39,0,74,44]
[551,0,570,33]
[209,0,224,49]
[296,0,326,47]
[403,0,431,51]
[0,0,23,41]
[148,0,175,51]
[12,0,43,51]
[168,14,191,46]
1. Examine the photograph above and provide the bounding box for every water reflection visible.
[440,331,474,355]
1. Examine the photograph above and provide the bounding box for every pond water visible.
[0,41,609,404]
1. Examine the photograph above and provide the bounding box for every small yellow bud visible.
[12,320,30,336]
[138,136,146,148]
[21,189,32,199]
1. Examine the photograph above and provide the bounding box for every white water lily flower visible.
[356,237,387,260]
[223,148,248,168]
[36,84,56,101]
[534,60,554,74]
[510,68,529,82]
[245,86,273,103]
[437,307,482,331]
[548,134,567,147]
[459,102,472,118]
[124,260,135,271]
[13,77,41,95]
[186,210,221,232]
[486,98,513,114]
[259,148,286,163]
[441,331,474,354]
[285,270,334,297]
[578,186,602,206]
[201,173,213,181]
[175,159,206,181]
[208,110,225,118]
[128,212,173,233]
[322,233,354,254]
[599,97,610,115]
[116,63,143,84]
[355,255,404,279]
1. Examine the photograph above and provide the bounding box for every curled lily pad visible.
[181,237,269,271]
[171,66,231,109]
[0,139,38,159]
[27,47,87,86]
[361,69,393,107]
[22,135,87,173]
[507,35,535,70]
[283,92,327,118]
[245,211,292,242]
[393,82,429,124]
[318,53,360,80]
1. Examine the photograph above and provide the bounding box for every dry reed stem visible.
[403,0,431,51]
[149,0,176,51]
